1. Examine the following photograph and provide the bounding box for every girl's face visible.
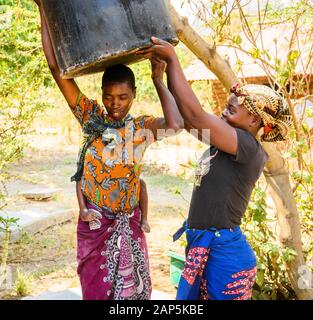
[221,94,257,130]
[102,82,136,121]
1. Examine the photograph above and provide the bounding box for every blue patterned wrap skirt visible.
[174,221,257,300]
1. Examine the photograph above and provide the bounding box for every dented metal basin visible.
[41,0,178,78]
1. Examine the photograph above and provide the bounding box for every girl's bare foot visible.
[141,219,151,233]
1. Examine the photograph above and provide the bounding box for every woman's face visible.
[221,94,255,129]
[102,82,135,121]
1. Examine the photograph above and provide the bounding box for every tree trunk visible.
[167,1,313,300]
[262,143,313,300]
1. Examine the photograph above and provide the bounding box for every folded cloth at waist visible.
[173,220,237,242]
[87,199,139,216]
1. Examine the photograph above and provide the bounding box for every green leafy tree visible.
[243,186,297,300]
[0,0,53,247]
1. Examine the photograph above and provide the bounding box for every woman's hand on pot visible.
[136,36,176,63]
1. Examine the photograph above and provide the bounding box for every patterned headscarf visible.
[230,83,292,142]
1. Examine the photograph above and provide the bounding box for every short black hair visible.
[102,64,136,91]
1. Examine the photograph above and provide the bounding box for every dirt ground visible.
[1,130,200,299]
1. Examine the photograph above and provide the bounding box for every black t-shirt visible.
[188,128,269,230]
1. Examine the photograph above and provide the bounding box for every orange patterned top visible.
[71,93,155,213]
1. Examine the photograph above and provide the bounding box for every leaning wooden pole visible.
[167,1,313,300]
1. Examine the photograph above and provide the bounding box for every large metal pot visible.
[41,0,178,78]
